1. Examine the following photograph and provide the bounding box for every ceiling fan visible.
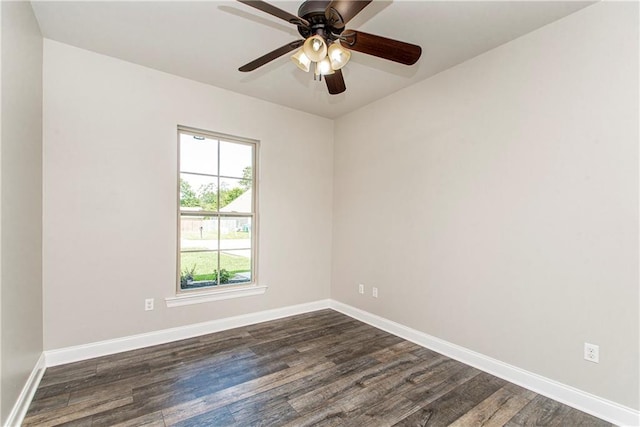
[237,0,422,95]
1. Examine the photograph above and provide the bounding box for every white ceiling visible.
[31,1,594,119]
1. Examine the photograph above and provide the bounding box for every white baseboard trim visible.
[329,300,640,427]
[44,299,330,367]
[4,353,46,427]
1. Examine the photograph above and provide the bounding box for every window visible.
[177,127,257,293]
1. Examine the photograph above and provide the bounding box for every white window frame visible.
[166,126,265,307]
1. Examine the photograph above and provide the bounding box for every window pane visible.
[220,250,251,285]
[180,251,219,289]
[220,217,252,250]
[177,128,257,292]
[218,178,251,212]
[180,133,218,175]
[219,140,252,178]
[181,216,218,251]
[180,173,217,210]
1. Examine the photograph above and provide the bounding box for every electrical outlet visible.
[358,284,364,294]
[145,298,154,311]
[584,343,599,363]
[372,287,378,298]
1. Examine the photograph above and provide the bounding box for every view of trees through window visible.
[179,166,252,211]
[178,128,256,290]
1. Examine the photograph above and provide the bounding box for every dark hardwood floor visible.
[24,309,611,426]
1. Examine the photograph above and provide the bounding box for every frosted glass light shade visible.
[328,42,351,70]
[291,49,311,72]
[303,35,327,62]
[315,57,334,76]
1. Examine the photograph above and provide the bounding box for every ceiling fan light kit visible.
[315,56,335,76]
[302,34,328,62]
[328,42,351,70]
[296,35,349,78]
[291,49,312,72]
[237,0,422,95]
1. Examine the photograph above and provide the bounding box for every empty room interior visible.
[1,0,639,426]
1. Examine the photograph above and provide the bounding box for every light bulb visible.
[291,48,311,72]
[303,35,327,62]
[316,57,334,76]
[328,42,351,70]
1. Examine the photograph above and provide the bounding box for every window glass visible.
[178,128,256,291]
[219,140,252,178]
[218,178,251,212]
[180,216,218,251]
[180,134,218,175]
[220,250,252,285]
[180,173,217,210]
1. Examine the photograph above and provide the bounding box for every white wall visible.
[0,1,43,423]
[332,2,638,410]
[43,40,333,349]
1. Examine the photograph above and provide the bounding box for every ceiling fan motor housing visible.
[297,0,344,40]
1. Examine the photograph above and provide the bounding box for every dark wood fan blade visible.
[237,0,309,27]
[342,30,421,65]
[239,40,304,72]
[325,69,346,95]
[325,0,372,28]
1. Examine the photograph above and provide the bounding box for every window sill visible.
[165,284,267,308]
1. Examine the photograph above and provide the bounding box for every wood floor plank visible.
[505,394,613,426]
[22,395,133,427]
[402,360,481,404]
[94,352,292,425]
[288,352,420,413]
[285,353,450,425]
[54,416,93,427]
[91,388,197,426]
[245,309,353,341]
[373,340,424,363]
[37,360,98,388]
[249,321,378,358]
[25,310,612,427]
[95,338,205,373]
[170,406,235,427]
[324,334,405,365]
[225,354,380,419]
[161,360,335,424]
[448,383,537,427]
[24,392,70,417]
[291,324,393,362]
[393,372,506,426]
[110,410,166,427]
[293,322,380,354]
[37,362,150,403]
[344,393,423,426]
[227,396,300,426]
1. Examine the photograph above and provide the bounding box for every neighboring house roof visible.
[220,189,252,213]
